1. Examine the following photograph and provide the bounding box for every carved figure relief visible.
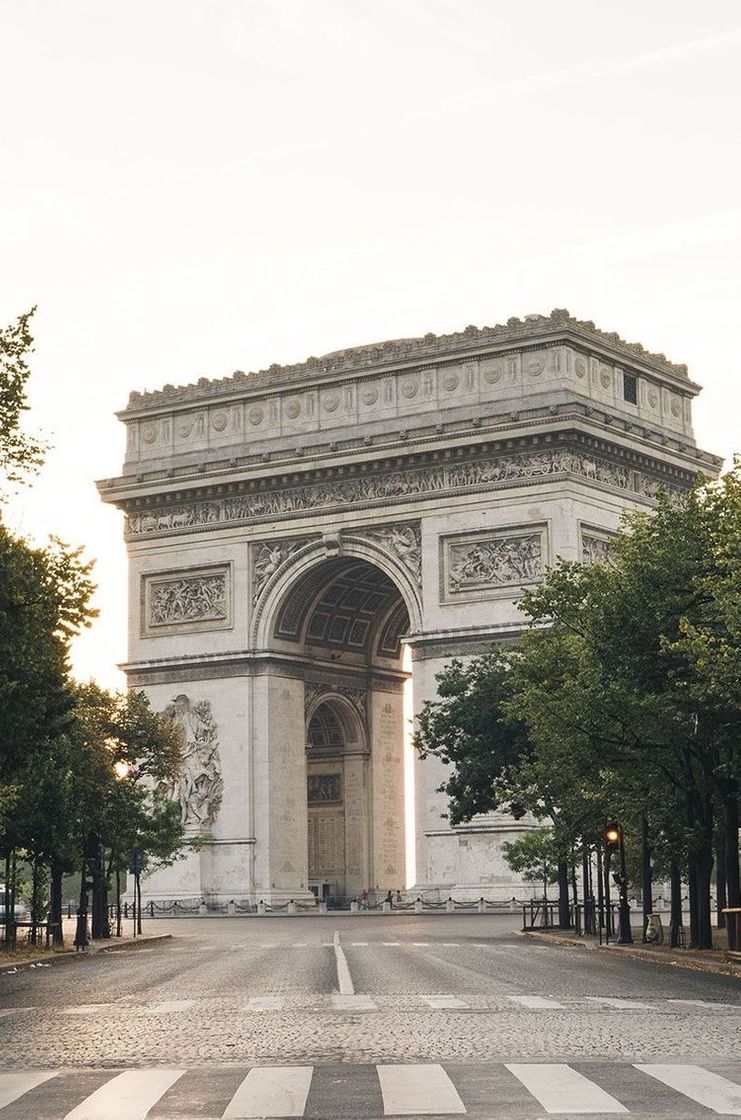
[582,534,613,565]
[307,773,342,804]
[304,682,367,719]
[164,694,223,828]
[447,533,542,594]
[126,448,685,539]
[252,538,310,604]
[148,572,227,626]
[360,524,422,586]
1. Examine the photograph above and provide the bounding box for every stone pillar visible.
[343,750,369,900]
[370,688,405,893]
[252,670,313,903]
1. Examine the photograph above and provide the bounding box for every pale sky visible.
[1,0,739,687]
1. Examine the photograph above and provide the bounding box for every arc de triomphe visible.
[98,309,719,904]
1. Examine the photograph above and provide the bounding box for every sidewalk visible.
[521,926,741,978]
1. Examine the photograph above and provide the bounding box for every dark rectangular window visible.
[623,372,637,404]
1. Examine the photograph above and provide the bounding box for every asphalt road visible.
[0,914,739,1118]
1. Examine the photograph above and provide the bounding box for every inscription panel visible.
[142,565,232,637]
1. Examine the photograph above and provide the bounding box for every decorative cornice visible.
[122,309,693,413]
[118,431,698,541]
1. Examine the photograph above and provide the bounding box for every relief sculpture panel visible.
[442,527,545,602]
[163,694,224,829]
[142,566,231,636]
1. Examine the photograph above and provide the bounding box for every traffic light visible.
[603,821,621,849]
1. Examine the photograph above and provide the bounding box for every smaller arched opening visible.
[306,696,368,905]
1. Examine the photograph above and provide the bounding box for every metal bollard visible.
[383,900,391,913]
[350,901,359,913]
[446,897,454,912]
[319,901,328,914]
[414,897,423,913]
[227,900,236,916]
[478,897,486,913]
[257,900,266,915]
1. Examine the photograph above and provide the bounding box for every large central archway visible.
[251,542,414,904]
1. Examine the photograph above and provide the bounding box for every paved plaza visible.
[0,914,739,1117]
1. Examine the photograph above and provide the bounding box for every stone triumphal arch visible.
[99,309,719,904]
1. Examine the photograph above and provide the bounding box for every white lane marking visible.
[0,1071,57,1110]
[585,996,653,1010]
[507,995,565,1009]
[668,998,741,1011]
[63,1069,186,1119]
[506,1063,628,1113]
[321,942,334,947]
[259,942,277,948]
[333,929,354,995]
[245,996,284,1010]
[147,1000,195,1013]
[636,1064,741,1114]
[419,994,470,1009]
[331,993,378,1010]
[412,942,430,947]
[350,941,368,946]
[377,1063,466,1115]
[0,1008,29,1018]
[382,941,400,946]
[223,1066,314,1118]
[441,942,460,947]
[291,942,308,948]
[60,1004,111,1015]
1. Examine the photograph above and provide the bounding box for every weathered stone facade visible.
[98,310,720,903]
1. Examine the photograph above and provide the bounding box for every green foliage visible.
[502,829,558,895]
[0,308,45,497]
[412,651,532,825]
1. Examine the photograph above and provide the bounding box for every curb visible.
[521,929,741,977]
[0,934,172,975]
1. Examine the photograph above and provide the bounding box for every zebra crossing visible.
[33,993,741,1016]
[0,1061,739,1117]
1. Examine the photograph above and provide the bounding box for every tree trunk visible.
[641,814,653,943]
[716,837,727,930]
[557,856,571,929]
[695,846,714,949]
[688,851,699,948]
[30,856,42,945]
[669,859,682,948]
[581,846,593,935]
[723,793,740,951]
[596,846,605,934]
[3,850,12,950]
[50,862,64,946]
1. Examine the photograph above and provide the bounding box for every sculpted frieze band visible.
[125,446,687,539]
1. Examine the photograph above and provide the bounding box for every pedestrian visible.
[386,889,393,909]
[360,888,369,910]
[395,889,403,907]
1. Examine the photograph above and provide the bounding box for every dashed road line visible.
[333,929,354,995]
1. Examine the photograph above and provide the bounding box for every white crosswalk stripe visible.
[147,999,195,1013]
[506,1063,629,1113]
[0,1071,56,1110]
[62,1069,186,1119]
[331,992,378,1010]
[245,995,284,1010]
[636,1064,741,1115]
[222,1066,313,1118]
[419,994,470,1008]
[585,997,653,1010]
[0,1062,739,1117]
[507,994,565,1008]
[377,1062,466,1114]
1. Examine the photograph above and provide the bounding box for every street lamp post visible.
[605,821,633,945]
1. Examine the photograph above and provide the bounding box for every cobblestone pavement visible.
[0,915,739,1116]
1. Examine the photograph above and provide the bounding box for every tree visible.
[502,829,559,901]
[0,308,45,497]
